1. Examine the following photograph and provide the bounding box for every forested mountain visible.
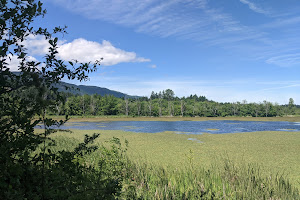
[56,81,139,98]
[11,72,137,98]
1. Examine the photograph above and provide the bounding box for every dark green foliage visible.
[48,86,296,118]
[56,92,291,117]
[1,133,129,199]
[0,0,127,199]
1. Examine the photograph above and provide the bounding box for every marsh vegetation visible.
[40,128,300,199]
[1,0,299,199]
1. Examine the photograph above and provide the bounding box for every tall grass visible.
[38,129,300,199]
[121,160,299,199]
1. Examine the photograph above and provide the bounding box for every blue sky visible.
[17,0,300,104]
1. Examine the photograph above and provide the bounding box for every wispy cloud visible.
[49,0,300,68]
[266,53,300,67]
[239,0,269,15]
[262,16,300,28]
[259,84,300,92]
[51,0,263,44]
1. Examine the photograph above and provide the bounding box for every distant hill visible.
[11,72,138,98]
[57,82,139,98]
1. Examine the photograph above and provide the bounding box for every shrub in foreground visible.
[1,134,129,199]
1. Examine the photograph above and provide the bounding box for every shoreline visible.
[47,116,300,122]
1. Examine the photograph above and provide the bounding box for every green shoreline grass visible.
[48,115,300,122]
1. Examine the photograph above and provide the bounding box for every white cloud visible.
[3,35,47,71]
[57,38,150,66]
[5,55,38,71]
[5,55,21,71]
[21,35,51,55]
[239,0,269,15]
[19,35,150,66]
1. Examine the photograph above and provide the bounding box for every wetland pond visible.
[44,120,300,135]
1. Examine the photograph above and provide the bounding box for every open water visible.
[40,120,300,135]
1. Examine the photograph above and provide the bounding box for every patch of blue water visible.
[36,120,300,135]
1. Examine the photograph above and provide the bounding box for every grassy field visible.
[34,116,300,198]
[48,128,300,190]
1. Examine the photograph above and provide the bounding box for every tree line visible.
[50,89,297,117]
